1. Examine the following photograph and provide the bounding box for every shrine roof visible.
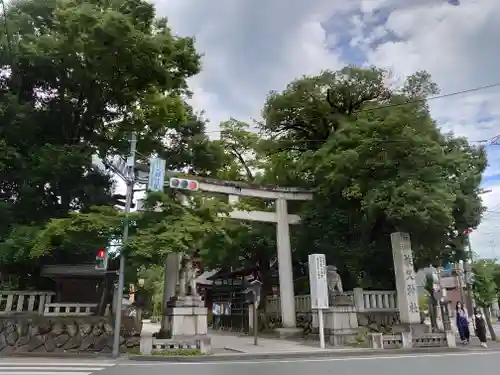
[41,264,109,278]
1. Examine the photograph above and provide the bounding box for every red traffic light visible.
[97,249,105,259]
[169,177,199,191]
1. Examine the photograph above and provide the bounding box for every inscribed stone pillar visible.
[161,252,181,330]
[390,232,420,325]
[276,198,297,328]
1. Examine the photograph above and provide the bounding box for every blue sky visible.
[149,0,500,259]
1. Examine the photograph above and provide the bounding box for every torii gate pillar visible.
[276,198,296,328]
[196,180,313,329]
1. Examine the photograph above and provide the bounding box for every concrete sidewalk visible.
[139,321,368,358]
[210,331,340,354]
[133,322,470,362]
[141,321,334,354]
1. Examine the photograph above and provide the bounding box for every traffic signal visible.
[95,248,108,270]
[169,177,199,191]
[112,194,135,209]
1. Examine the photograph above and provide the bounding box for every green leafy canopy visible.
[0,0,213,274]
[260,67,486,288]
[473,259,498,308]
[124,191,230,267]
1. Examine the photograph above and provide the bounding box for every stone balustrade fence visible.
[0,291,109,317]
[0,291,56,315]
[44,303,111,316]
[354,289,397,312]
[266,288,398,315]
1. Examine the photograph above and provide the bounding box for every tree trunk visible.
[97,280,107,316]
[97,274,113,316]
[484,306,497,341]
[428,297,438,331]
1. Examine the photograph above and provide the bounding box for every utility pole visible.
[112,133,137,358]
[465,235,475,315]
[457,262,465,305]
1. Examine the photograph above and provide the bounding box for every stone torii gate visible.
[136,172,313,329]
[198,178,313,329]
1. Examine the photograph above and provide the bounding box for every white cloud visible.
[153,0,350,131]
[148,0,500,258]
[360,0,500,258]
[471,185,500,260]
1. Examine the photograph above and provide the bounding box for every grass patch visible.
[152,349,203,356]
[346,332,370,348]
[127,348,204,356]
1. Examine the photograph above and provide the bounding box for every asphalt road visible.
[97,351,500,375]
[0,358,116,375]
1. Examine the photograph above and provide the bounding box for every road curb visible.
[1,346,492,361]
[0,352,114,359]
[127,347,466,362]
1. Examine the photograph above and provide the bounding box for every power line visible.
[202,81,500,135]
[2,1,500,146]
[355,82,500,113]
[7,134,496,148]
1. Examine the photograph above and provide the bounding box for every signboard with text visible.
[148,157,166,192]
[308,254,329,309]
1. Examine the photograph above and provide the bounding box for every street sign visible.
[243,279,262,346]
[308,253,328,349]
[244,279,263,308]
[148,158,166,192]
[308,254,329,309]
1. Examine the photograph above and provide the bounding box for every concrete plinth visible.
[167,295,205,308]
[275,327,303,338]
[312,306,360,346]
[164,295,208,337]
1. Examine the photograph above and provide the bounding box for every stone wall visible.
[357,311,401,333]
[0,315,140,354]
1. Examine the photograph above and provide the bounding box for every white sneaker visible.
[481,342,488,348]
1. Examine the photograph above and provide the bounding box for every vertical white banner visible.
[148,157,166,192]
[308,254,329,309]
[308,253,328,348]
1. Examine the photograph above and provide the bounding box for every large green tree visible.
[472,259,498,340]
[34,190,229,270]
[125,191,230,267]
[0,0,208,280]
[260,67,486,289]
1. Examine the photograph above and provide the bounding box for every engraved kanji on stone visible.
[403,253,414,267]
[405,269,415,281]
[406,283,417,296]
[409,302,419,313]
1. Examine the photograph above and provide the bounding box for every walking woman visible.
[456,301,470,344]
[474,307,488,348]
